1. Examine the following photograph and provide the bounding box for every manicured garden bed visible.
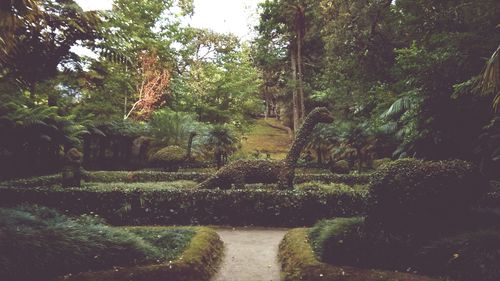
[0,170,372,187]
[0,183,366,226]
[0,206,223,281]
[278,228,438,281]
[57,227,223,281]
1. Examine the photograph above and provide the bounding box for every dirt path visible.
[212,227,288,281]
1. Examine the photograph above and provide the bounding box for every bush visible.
[0,206,195,281]
[308,218,367,265]
[366,159,489,241]
[296,181,368,193]
[371,158,391,169]
[416,230,500,281]
[330,160,350,174]
[149,146,186,171]
[0,186,366,227]
[279,228,437,281]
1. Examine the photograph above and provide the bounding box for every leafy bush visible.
[149,146,186,170]
[280,228,437,281]
[366,159,489,241]
[416,230,500,281]
[309,218,367,265]
[330,160,350,174]
[296,181,367,193]
[0,206,196,281]
[371,158,392,169]
[295,173,371,185]
[0,187,366,227]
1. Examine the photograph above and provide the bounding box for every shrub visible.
[371,158,391,169]
[308,217,367,265]
[330,160,350,174]
[149,146,186,171]
[0,186,366,227]
[366,159,489,241]
[294,173,371,185]
[279,228,437,281]
[0,206,196,281]
[416,230,500,281]
[296,181,368,193]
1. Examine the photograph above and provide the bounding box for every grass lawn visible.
[238,118,291,160]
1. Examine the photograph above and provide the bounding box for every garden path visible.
[211,227,288,281]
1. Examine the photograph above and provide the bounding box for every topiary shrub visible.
[330,160,350,174]
[149,146,186,171]
[415,230,500,281]
[309,217,367,266]
[371,158,391,170]
[366,159,489,242]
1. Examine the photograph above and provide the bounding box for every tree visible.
[125,50,171,120]
[1,0,99,100]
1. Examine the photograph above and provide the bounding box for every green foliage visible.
[279,228,437,281]
[371,157,392,169]
[308,218,366,265]
[148,109,203,147]
[149,146,186,170]
[330,160,350,174]
[416,230,500,281]
[0,206,196,281]
[0,185,366,227]
[202,124,239,167]
[366,159,489,241]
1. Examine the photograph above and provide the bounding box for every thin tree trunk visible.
[296,5,306,123]
[291,45,299,134]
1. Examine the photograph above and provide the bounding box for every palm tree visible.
[481,45,500,111]
[203,125,238,168]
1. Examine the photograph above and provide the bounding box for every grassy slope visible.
[238,118,291,160]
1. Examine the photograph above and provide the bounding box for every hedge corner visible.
[278,228,439,281]
[56,227,223,281]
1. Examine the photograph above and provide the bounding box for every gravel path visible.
[211,227,288,281]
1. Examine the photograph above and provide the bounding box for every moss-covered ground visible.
[238,118,291,160]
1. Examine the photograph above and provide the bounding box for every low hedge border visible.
[55,226,223,281]
[0,171,371,187]
[0,187,366,227]
[278,228,439,281]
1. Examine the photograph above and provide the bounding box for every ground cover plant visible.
[0,206,197,281]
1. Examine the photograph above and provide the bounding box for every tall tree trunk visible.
[296,5,306,123]
[290,44,300,135]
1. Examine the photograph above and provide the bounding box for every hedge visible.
[55,227,223,281]
[0,171,372,187]
[278,228,438,281]
[366,159,488,241]
[0,187,366,227]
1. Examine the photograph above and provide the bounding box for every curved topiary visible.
[330,160,350,174]
[366,159,489,242]
[198,107,334,189]
[62,148,84,187]
[56,227,223,281]
[371,157,391,169]
[149,146,186,171]
[279,228,438,281]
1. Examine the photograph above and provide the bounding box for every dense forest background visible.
[0,0,499,179]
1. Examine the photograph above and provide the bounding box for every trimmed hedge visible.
[416,230,500,281]
[309,218,367,266]
[279,228,438,281]
[0,186,366,227]
[0,171,371,187]
[56,227,223,281]
[366,159,488,241]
